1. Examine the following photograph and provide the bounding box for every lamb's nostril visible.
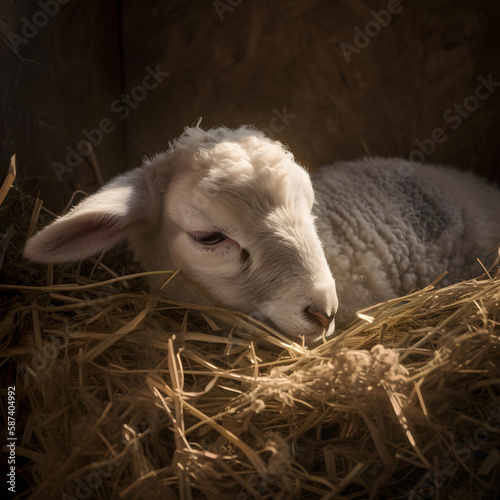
[304,306,335,329]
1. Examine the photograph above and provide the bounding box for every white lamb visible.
[24,125,500,343]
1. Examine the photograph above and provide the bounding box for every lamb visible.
[23,125,500,343]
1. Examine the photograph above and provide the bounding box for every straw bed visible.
[1,186,499,499]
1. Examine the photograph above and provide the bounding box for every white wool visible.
[312,157,500,324]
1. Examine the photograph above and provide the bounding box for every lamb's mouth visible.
[253,314,336,347]
[305,318,336,346]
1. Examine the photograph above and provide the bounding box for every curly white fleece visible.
[312,157,500,324]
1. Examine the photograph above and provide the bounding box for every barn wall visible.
[122,0,500,181]
[1,0,499,213]
[0,0,125,211]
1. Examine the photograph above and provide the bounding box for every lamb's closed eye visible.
[188,232,240,254]
[189,232,227,245]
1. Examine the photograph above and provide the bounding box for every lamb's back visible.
[312,157,500,324]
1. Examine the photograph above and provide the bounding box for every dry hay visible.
[1,182,500,500]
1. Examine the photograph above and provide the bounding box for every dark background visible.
[1,0,500,211]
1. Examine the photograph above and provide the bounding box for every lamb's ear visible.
[24,168,151,264]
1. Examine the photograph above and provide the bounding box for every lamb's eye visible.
[190,232,227,245]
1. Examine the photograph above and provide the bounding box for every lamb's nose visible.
[304,306,335,329]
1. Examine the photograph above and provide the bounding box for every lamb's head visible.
[24,125,337,343]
